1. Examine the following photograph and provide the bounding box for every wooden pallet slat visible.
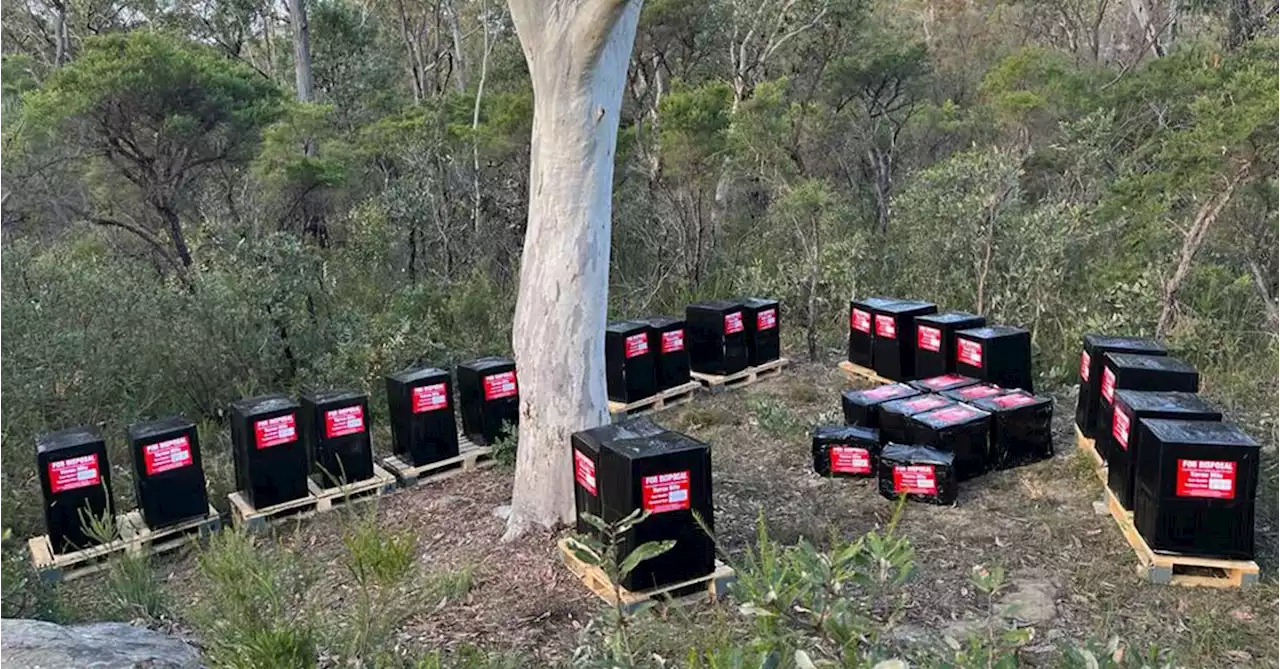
[28,532,129,583]
[309,464,397,513]
[691,358,789,394]
[229,464,395,532]
[557,538,736,614]
[380,435,494,487]
[836,360,893,385]
[119,505,222,557]
[607,380,702,420]
[1075,425,1106,482]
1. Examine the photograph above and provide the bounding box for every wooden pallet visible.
[1102,486,1259,588]
[28,505,222,582]
[557,538,736,614]
[837,360,893,385]
[608,380,702,420]
[1076,425,1106,482]
[380,436,494,487]
[691,358,789,394]
[228,464,396,532]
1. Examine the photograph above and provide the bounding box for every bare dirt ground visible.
[78,361,1278,666]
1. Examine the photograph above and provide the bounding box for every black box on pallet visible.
[967,391,1054,469]
[301,390,375,488]
[231,394,309,509]
[841,384,921,429]
[954,326,1033,391]
[599,431,715,591]
[1134,419,1259,559]
[687,300,749,376]
[876,394,956,445]
[877,444,957,505]
[914,312,986,378]
[457,357,520,445]
[1094,353,1198,444]
[1074,335,1166,439]
[571,417,670,537]
[941,383,1007,403]
[37,427,114,555]
[128,416,208,530]
[848,297,901,367]
[873,301,938,381]
[741,298,781,366]
[606,321,658,403]
[1107,391,1220,511]
[910,374,980,394]
[386,366,459,467]
[908,404,992,481]
[642,317,691,391]
[812,425,880,478]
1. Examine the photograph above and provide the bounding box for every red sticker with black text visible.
[921,374,968,390]
[992,393,1038,409]
[144,436,193,475]
[1112,406,1131,450]
[483,371,518,400]
[917,325,942,352]
[863,385,911,400]
[924,405,982,425]
[893,465,937,494]
[1175,459,1236,499]
[642,471,691,513]
[875,315,897,339]
[957,338,983,368]
[724,312,744,334]
[625,332,649,358]
[757,309,777,330]
[955,384,1003,400]
[255,414,297,449]
[1100,366,1117,402]
[48,454,101,493]
[829,446,871,474]
[325,405,366,438]
[574,450,597,496]
[902,395,951,413]
[1080,350,1091,381]
[411,383,449,413]
[851,308,872,333]
[661,329,685,353]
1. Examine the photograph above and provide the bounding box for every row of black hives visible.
[848,297,1032,390]
[606,298,781,403]
[34,357,520,556]
[570,417,715,592]
[812,375,1055,504]
[1075,335,1260,560]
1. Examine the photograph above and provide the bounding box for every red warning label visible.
[724,312,744,334]
[992,393,1038,409]
[851,308,872,333]
[625,332,649,358]
[144,436,193,475]
[1112,406,1132,450]
[48,454,101,493]
[255,414,297,449]
[921,374,967,390]
[574,450,597,496]
[661,329,685,353]
[875,315,897,339]
[1175,459,1236,500]
[325,405,365,438]
[642,470,691,513]
[957,338,983,367]
[955,384,1003,400]
[757,309,777,330]
[893,465,937,494]
[1100,366,1117,402]
[917,326,942,352]
[925,405,981,424]
[483,371,518,400]
[902,395,951,413]
[864,384,910,400]
[1080,350,1091,381]
[829,446,871,474]
[411,383,449,413]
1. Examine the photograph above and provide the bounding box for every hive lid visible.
[36,426,104,454]
[916,311,984,325]
[957,325,1029,340]
[606,431,709,458]
[880,443,954,466]
[606,320,649,335]
[945,383,1006,401]
[851,297,902,310]
[844,384,920,405]
[231,393,299,416]
[689,299,744,312]
[575,417,670,452]
[913,374,978,392]
[1082,334,1165,354]
[1141,419,1258,448]
[459,356,515,372]
[128,416,195,441]
[969,391,1050,412]
[812,425,878,443]
[878,300,936,315]
[741,297,779,309]
[1104,353,1196,374]
[387,365,449,384]
[1113,390,1218,416]
[881,394,954,416]
[641,316,683,329]
[913,403,990,429]
[304,389,366,405]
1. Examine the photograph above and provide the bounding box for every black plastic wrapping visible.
[1106,390,1220,511]
[954,325,1033,391]
[687,300,749,375]
[908,403,992,481]
[385,366,459,467]
[877,444,958,505]
[968,391,1054,470]
[230,394,309,509]
[1074,334,1166,439]
[841,383,921,428]
[37,426,115,554]
[872,301,938,381]
[812,425,881,478]
[914,311,986,378]
[128,416,208,529]
[606,321,658,403]
[456,357,520,445]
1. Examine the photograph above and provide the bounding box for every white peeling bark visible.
[503,0,645,540]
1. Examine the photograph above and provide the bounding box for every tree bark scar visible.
[596,105,606,124]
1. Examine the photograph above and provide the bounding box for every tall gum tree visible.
[503,0,644,539]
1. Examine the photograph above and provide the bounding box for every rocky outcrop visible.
[0,618,202,668]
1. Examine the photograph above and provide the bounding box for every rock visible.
[0,618,202,668]
[997,577,1058,625]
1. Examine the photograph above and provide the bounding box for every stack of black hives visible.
[818,296,1049,504]
[1075,335,1258,561]
[570,417,716,591]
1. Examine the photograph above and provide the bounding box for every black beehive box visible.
[910,374,980,394]
[642,316,691,391]
[457,357,520,445]
[741,297,781,366]
[606,321,658,403]
[231,394,309,509]
[877,444,957,505]
[812,425,880,478]
[37,427,114,555]
[1134,419,1259,559]
[686,300,748,376]
[848,297,900,367]
[914,312,986,378]
[1094,353,1198,442]
[128,417,208,530]
[968,391,1053,470]
[1108,391,1220,511]
[841,383,921,429]
[954,326,1033,391]
[599,431,715,591]
[301,390,375,488]
[908,404,992,481]
[942,383,1007,403]
[876,394,956,445]
[570,417,670,537]
[1074,334,1166,439]
[385,366,459,467]
[872,301,938,381]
